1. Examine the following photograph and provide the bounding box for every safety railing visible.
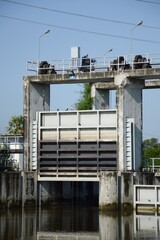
[143,158,160,173]
[0,135,24,154]
[26,52,160,76]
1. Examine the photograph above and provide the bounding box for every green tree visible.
[6,115,24,135]
[0,145,17,171]
[142,138,160,168]
[142,138,160,159]
[75,83,93,110]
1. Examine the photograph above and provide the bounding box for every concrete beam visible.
[24,68,160,85]
[95,79,160,90]
[144,79,160,89]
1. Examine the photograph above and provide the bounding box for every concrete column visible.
[99,171,118,209]
[23,79,50,171]
[91,84,109,109]
[115,74,144,171]
[121,172,134,210]
[22,171,37,208]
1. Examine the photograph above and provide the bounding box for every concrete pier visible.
[115,75,144,171]
[99,171,118,210]
[23,81,50,171]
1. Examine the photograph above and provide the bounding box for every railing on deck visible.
[143,158,160,173]
[26,52,160,75]
[0,135,24,154]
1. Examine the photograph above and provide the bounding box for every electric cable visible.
[1,0,160,30]
[1,14,160,44]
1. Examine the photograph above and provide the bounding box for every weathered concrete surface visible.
[0,171,160,209]
[116,76,144,171]
[99,171,160,211]
[133,172,155,185]
[94,79,160,90]
[99,171,118,210]
[91,84,110,109]
[22,171,37,208]
[0,172,22,208]
[0,172,37,208]
[144,79,160,89]
[23,81,50,171]
[121,172,134,210]
[24,68,160,84]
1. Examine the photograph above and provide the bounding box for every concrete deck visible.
[24,68,160,89]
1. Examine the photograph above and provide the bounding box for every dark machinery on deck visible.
[133,55,152,69]
[79,55,96,72]
[110,56,130,71]
[110,55,151,71]
[38,61,57,75]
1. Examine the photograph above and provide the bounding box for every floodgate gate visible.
[23,53,160,208]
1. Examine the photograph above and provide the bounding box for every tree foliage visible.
[142,138,160,160]
[6,115,24,135]
[75,83,93,110]
[0,145,17,171]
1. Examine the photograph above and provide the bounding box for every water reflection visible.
[0,207,160,240]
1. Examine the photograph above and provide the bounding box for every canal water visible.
[0,206,159,240]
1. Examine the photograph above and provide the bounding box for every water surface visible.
[0,207,159,240]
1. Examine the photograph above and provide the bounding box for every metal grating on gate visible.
[38,140,117,181]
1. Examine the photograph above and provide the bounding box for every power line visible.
[1,14,160,44]
[0,0,135,26]
[136,0,160,4]
[1,0,160,30]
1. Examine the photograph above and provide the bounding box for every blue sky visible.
[0,0,160,140]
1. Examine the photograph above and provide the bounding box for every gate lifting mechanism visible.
[38,54,152,75]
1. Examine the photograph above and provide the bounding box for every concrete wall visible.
[0,172,22,208]
[99,171,160,211]
[0,171,37,208]
[1,171,160,209]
